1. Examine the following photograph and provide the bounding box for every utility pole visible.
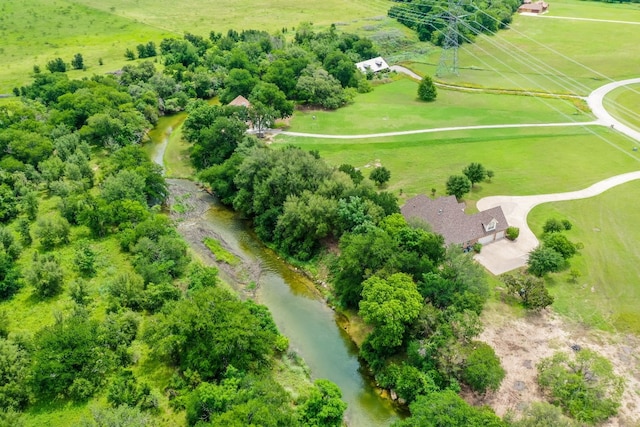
[436,0,466,77]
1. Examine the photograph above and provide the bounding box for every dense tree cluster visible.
[152,24,377,112]
[1,42,348,426]
[195,132,399,260]
[388,0,521,46]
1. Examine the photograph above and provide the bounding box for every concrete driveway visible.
[474,171,640,274]
[475,78,640,275]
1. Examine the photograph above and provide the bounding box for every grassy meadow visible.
[0,0,386,93]
[68,0,389,34]
[404,0,640,94]
[288,78,592,135]
[603,83,640,131]
[277,124,640,203]
[0,0,173,93]
[528,181,640,333]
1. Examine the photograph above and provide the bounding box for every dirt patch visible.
[469,307,640,426]
[166,178,262,297]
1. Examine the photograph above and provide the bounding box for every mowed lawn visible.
[404,0,640,94]
[604,83,640,132]
[276,125,640,203]
[287,78,592,135]
[528,181,640,333]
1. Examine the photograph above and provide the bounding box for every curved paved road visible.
[474,171,640,275]
[279,71,640,274]
[586,77,640,142]
[475,78,640,274]
[280,121,597,140]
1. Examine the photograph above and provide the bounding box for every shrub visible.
[472,242,482,253]
[27,253,64,298]
[35,214,70,250]
[462,342,505,394]
[417,76,437,101]
[537,350,624,424]
[502,274,554,311]
[506,226,519,241]
[542,218,567,233]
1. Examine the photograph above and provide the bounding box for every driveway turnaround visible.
[474,171,640,275]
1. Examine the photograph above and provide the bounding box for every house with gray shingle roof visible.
[401,195,508,248]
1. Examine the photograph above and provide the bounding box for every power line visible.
[436,0,467,76]
[384,2,640,126]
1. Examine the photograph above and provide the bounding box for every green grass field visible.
[603,83,640,132]
[277,125,640,203]
[0,0,386,93]
[528,181,640,333]
[288,78,592,135]
[68,0,388,34]
[0,0,173,93]
[404,0,640,94]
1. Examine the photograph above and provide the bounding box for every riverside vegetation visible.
[1,9,631,427]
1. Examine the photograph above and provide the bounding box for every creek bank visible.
[164,177,400,426]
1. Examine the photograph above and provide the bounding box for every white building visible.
[355,56,390,74]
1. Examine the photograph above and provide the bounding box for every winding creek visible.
[147,115,399,426]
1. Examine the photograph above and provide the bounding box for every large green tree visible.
[527,246,565,277]
[359,273,423,352]
[446,174,472,199]
[463,163,487,187]
[145,287,279,381]
[369,166,391,187]
[32,314,116,400]
[299,379,347,427]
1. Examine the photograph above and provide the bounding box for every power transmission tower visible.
[436,0,466,77]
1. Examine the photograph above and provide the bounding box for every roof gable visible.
[228,95,251,107]
[401,195,508,245]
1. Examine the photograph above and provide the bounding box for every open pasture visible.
[68,0,387,34]
[0,0,172,93]
[288,78,592,135]
[276,125,640,203]
[1,0,385,94]
[403,0,640,94]
[528,181,640,334]
[604,83,640,132]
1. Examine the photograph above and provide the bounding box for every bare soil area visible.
[166,178,261,296]
[469,307,640,426]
